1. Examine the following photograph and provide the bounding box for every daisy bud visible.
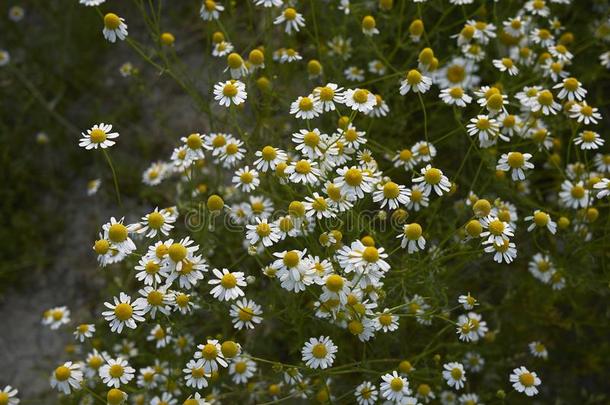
[268,383,281,395]
[473,199,491,217]
[465,220,482,238]
[409,19,424,40]
[418,48,434,65]
[307,59,322,76]
[361,235,375,246]
[548,153,561,166]
[495,170,506,180]
[586,208,599,223]
[398,360,413,374]
[247,245,258,256]
[256,76,271,92]
[221,340,240,358]
[184,399,199,405]
[227,53,244,69]
[248,49,265,66]
[316,389,330,403]
[206,194,224,212]
[160,32,175,46]
[433,354,441,364]
[379,0,393,10]
[330,230,343,244]
[212,31,224,43]
[558,216,570,229]
[288,201,305,218]
[107,388,127,405]
[246,275,256,284]
[391,208,408,224]
[496,390,506,399]
[337,115,350,130]
[559,32,574,45]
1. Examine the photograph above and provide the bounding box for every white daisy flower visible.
[245,217,281,247]
[313,83,344,111]
[343,88,377,113]
[380,371,411,402]
[102,292,146,333]
[0,385,19,405]
[496,152,534,180]
[99,357,135,388]
[509,366,541,396]
[102,13,128,43]
[73,324,95,342]
[570,102,602,124]
[413,165,451,196]
[290,95,322,119]
[574,130,604,150]
[79,123,119,150]
[559,180,589,209]
[286,159,321,185]
[301,336,337,369]
[553,77,587,101]
[373,180,410,209]
[208,268,246,301]
[230,298,263,330]
[439,86,472,107]
[442,362,466,390]
[194,339,229,373]
[399,223,426,253]
[524,210,557,234]
[355,380,378,405]
[233,166,260,192]
[137,207,175,238]
[254,145,288,172]
[400,69,433,94]
[493,58,519,75]
[529,341,548,359]
[214,80,247,107]
[200,0,224,21]
[50,362,83,394]
[274,7,305,34]
[183,359,209,389]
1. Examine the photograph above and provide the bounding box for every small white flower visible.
[510,366,541,396]
[301,336,337,369]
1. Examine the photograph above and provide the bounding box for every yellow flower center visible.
[407,69,422,85]
[223,83,238,97]
[571,185,585,199]
[90,128,107,143]
[383,182,400,199]
[446,65,466,83]
[283,7,297,20]
[318,86,334,101]
[311,343,327,359]
[109,364,124,378]
[261,146,277,160]
[227,53,243,69]
[451,368,463,380]
[104,13,121,30]
[405,223,423,240]
[298,97,314,111]
[352,89,369,104]
[449,87,464,98]
[114,303,133,321]
[240,171,254,184]
[424,168,442,184]
[168,243,187,262]
[519,372,535,387]
[295,160,312,174]
[201,343,218,360]
[94,239,110,255]
[533,211,549,226]
[507,152,525,168]
[108,223,128,242]
[390,377,404,391]
[148,212,165,229]
[54,366,71,381]
[303,131,320,147]
[379,313,393,326]
[283,251,300,268]
[221,273,237,289]
[238,306,253,321]
[538,90,554,106]
[362,15,376,30]
[325,274,344,292]
[147,290,164,306]
[362,246,379,263]
[488,219,505,235]
[345,168,363,186]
